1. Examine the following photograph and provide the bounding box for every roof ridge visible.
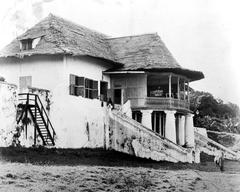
[106,33,158,40]
[47,13,110,38]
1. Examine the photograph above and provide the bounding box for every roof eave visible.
[105,68,204,81]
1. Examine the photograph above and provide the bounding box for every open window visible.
[69,74,98,99]
[20,39,33,50]
[132,111,142,123]
[20,37,41,51]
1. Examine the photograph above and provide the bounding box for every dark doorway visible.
[114,89,122,104]
[100,81,108,102]
[132,111,142,123]
[152,111,166,136]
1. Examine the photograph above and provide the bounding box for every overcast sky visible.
[0,0,240,106]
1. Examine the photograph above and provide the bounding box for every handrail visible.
[130,97,190,111]
[34,94,56,136]
[18,93,56,144]
[195,130,238,157]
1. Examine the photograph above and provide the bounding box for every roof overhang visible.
[103,70,145,74]
[104,68,204,82]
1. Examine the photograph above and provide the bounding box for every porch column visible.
[168,74,172,98]
[141,110,153,129]
[164,110,176,143]
[177,77,180,99]
[183,79,186,100]
[185,113,195,147]
[178,115,185,146]
[187,81,190,102]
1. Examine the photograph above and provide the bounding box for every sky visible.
[0,0,240,106]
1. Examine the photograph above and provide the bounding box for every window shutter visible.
[69,85,75,95]
[76,76,85,86]
[76,87,85,97]
[93,90,98,99]
[93,80,98,90]
[70,74,76,85]
[92,80,98,99]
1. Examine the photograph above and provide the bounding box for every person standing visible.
[218,151,225,172]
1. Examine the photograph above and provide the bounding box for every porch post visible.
[178,115,185,146]
[168,74,172,98]
[164,110,176,143]
[141,110,153,129]
[177,77,180,99]
[185,113,195,147]
[183,79,186,100]
[187,81,190,102]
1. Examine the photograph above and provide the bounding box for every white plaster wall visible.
[195,127,207,137]
[0,55,112,148]
[0,56,64,90]
[109,111,191,163]
[51,56,111,148]
[0,81,17,146]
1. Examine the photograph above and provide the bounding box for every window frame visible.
[69,74,98,99]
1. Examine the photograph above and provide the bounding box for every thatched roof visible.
[0,14,114,62]
[0,14,204,81]
[106,34,204,81]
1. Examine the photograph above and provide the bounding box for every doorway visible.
[152,111,166,136]
[114,89,122,105]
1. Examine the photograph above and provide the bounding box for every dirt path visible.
[1,162,240,192]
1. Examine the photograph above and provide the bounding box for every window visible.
[85,78,98,99]
[69,74,98,99]
[20,39,33,50]
[19,76,32,93]
[132,111,142,123]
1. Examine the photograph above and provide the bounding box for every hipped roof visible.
[0,14,204,81]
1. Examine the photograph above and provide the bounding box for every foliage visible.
[12,125,24,147]
[190,88,240,133]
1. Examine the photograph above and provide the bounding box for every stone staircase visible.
[108,110,193,163]
[195,129,240,161]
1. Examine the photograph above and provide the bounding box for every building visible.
[0,14,222,163]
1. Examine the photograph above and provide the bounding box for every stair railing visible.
[34,94,56,145]
[18,93,56,145]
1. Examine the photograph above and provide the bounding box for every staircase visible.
[108,110,191,163]
[17,93,56,146]
[195,130,240,161]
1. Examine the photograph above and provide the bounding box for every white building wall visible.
[53,55,112,148]
[0,81,17,147]
[0,55,112,148]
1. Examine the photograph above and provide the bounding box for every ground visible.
[0,147,240,192]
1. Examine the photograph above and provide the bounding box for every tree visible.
[190,88,240,133]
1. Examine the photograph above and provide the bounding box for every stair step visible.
[18,94,55,146]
